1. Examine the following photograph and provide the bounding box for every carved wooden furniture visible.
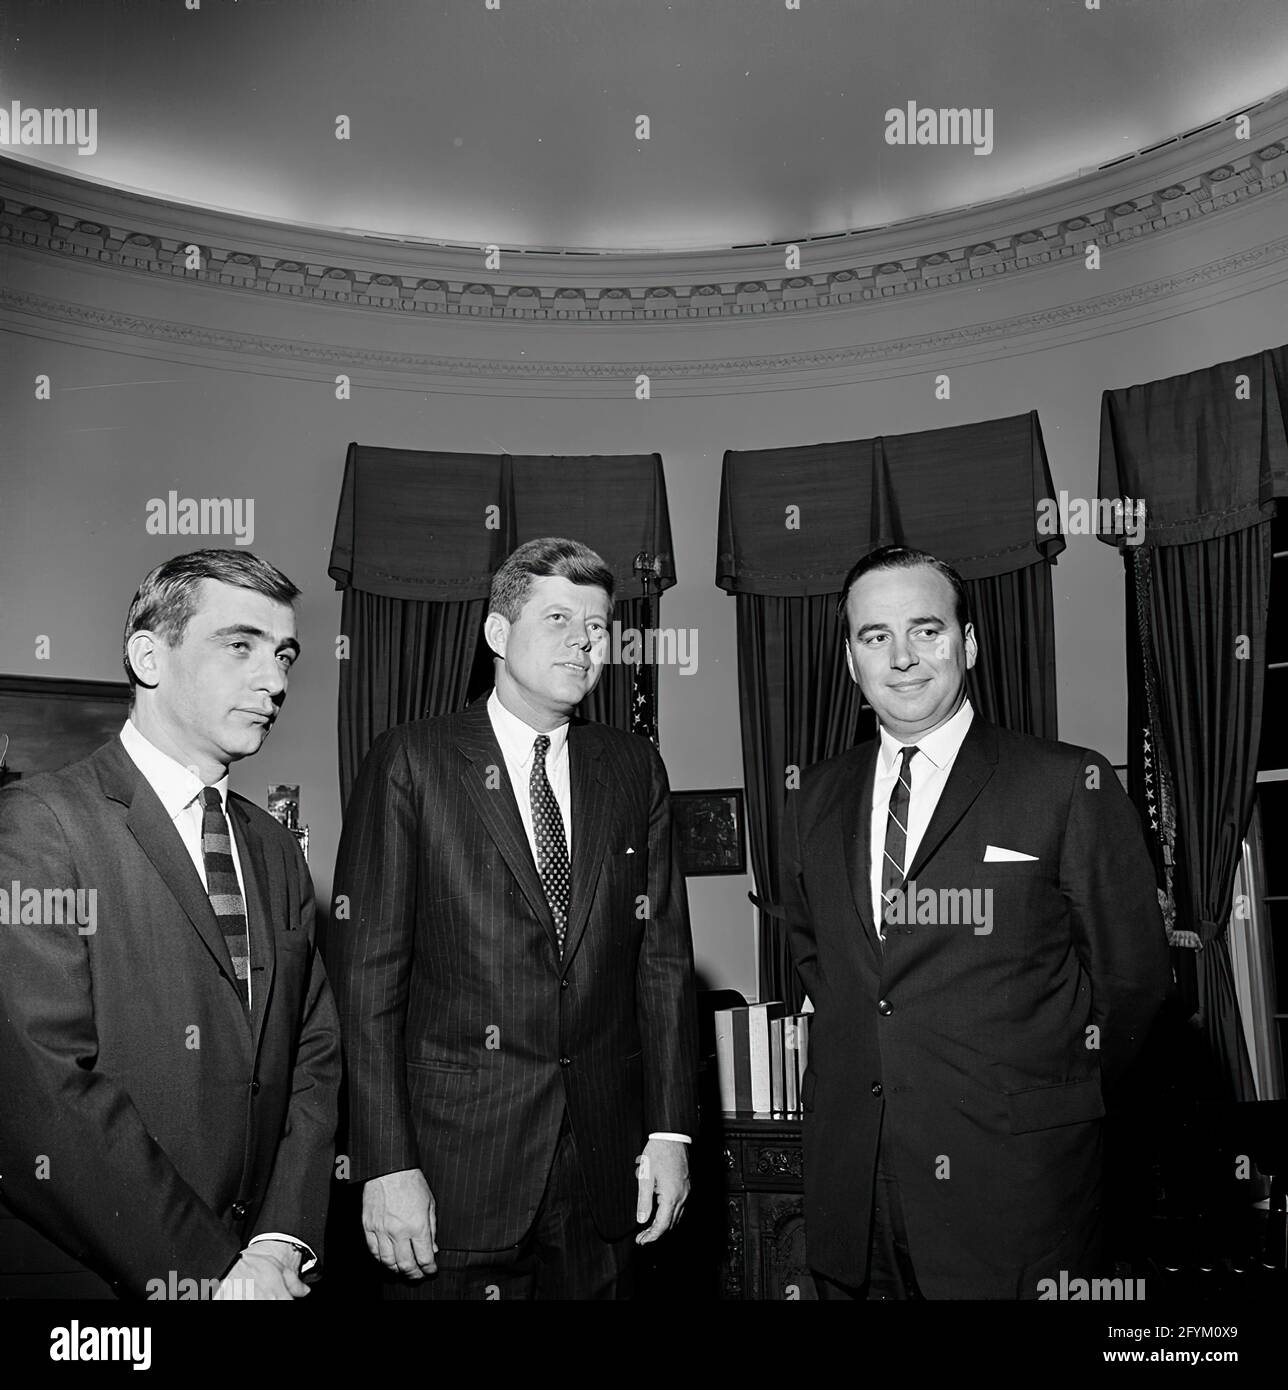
[720,1115,817,1300]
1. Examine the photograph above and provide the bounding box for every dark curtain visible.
[1099,343,1288,1102]
[337,590,485,807]
[330,444,675,808]
[735,594,864,1009]
[1119,533,1269,1105]
[962,563,1059,738]
[720,411,1065,1005]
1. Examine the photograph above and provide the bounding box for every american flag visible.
[631,550,659,745]
[631,657,657,744]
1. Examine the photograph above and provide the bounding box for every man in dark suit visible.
[327,537,698,1299]
[0,549,340,1299]
[780,545,1170,1299]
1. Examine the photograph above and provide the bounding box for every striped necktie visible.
[879,744,919,944]
[199,786,251,1009]
[530,734,570,953]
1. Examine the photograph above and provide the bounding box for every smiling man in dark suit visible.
[328,536,698,1300]
[780,545,1170,1299]
[0,549,340,1299]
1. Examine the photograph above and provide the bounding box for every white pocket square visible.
[625,847,635,855]
[984,845,1038,862]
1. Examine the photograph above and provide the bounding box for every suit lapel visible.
[229,797,274,1044]
[104,742,243,993]
[561,721,611,967]
[842,741,883,961]
[452,704,559,951]
[902,718,998,882]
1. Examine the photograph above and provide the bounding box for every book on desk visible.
[714,1002,810,1116]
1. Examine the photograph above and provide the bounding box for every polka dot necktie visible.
[530,734,570,953]
[879,744,919,945]
[198,786,251,1010]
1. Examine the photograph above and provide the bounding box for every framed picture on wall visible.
[672,788,746,876]
[0,674,132,784]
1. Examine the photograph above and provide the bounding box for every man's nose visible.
[257,657,288,697]
[567,622,591,648]
[889,638,918,670]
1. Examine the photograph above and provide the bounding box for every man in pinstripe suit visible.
[327,537,699,1299]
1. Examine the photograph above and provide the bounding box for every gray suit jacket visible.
[0,737,341,1298]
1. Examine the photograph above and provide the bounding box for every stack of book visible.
[714,1002,811,1115]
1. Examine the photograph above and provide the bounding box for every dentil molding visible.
[2,89,1287,328]
[3,235,1286,389]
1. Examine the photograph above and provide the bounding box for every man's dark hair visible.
[836,545,971,636]
[123,549,301,690]
[488,537,615,622]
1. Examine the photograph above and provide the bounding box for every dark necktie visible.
[199,786,251,1009]
[530,734,570,953]
[879,744,919,943]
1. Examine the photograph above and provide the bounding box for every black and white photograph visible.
[0,0,1285,1372]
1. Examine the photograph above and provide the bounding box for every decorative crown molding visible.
[2,89,1287,325]
[4,235,1285,387]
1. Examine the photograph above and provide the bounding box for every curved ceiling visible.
[2,0,1287,253]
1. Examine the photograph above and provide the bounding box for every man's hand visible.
[634,1137,689,1245]
[362,1168,438,1278]
[214,1241,308,1300]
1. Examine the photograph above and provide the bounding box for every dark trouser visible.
[385,1113,636,1301]
[815,1114,923,1301]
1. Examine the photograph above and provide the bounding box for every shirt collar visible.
[878,697,974,774]
[119,719,229,818]
[486,690,570,771]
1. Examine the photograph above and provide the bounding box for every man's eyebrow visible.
[210,623,300,655]
[542,604,608,619]
[854,615,945,637]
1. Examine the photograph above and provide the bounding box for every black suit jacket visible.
[780,718,1170,1297]
[327,699,699,1249]
[0,737,341,1298]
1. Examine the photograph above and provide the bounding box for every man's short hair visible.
[836,545,971,636]
[488,538,615,622]
[123,549,300,690]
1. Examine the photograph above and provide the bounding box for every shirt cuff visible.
[647,1132,691,1143]
[248,1232,318,1275]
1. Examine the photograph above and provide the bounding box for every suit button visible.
[231,1201,248,1219]
[249,1078,261,1095]
[560,979,569,989]
[877,999,893,1016]
[559,1056,571,1067]
[871,1082,883,1097]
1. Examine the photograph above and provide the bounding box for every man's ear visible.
[126,630,162,691]
[963,622,978,671]
[483,612,509,661]
[843,637,858,685]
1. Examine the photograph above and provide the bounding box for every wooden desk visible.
[720,1114,817,1299]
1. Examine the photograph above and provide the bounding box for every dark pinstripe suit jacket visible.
[327,698,699,1249]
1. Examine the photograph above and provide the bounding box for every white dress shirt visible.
[869,699,975,927]
[119,720,250,999]
[118,719,315,1275]
[487,689,572,861]
[485,692,689,1147]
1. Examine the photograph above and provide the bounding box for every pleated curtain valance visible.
[329,444,676,599]
[716,409,1065,595]
[1097,343,1288,548]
